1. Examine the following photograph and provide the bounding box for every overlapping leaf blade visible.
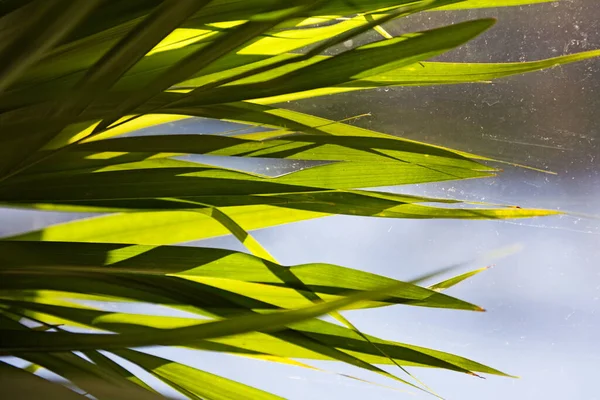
[0,241,484,311]
[0,283,507,376]
[0,361,89,400]
[1,274,470,353]
[115,349,285,400]
[248,50,600,103]
[164,19,498,107]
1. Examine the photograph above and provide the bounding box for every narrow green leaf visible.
[0,361,87,400]
[0,280,440,353]
[251,50,600,103]
[433,0,554,10]
[429,267,490,292]
[72,1,208,96]
[180,1,459,99]
[83,350,157,394]
[0,2,215,181]
[287,318,511,376]
[94,1,322,134]
[0,0,100,92]
[3,8,414,107]
[204,214,433,392]
[17,291,431,395]
[0,312,27,330]
[0,295,508,377]
[38,133,491,172]
[185,1,440,26]
[197,207,279,263]
[174,19,497,106]
[4,298,509,378]
[18,352,164,400]
[0,189,560,219]
[116,349,285,400]
[3,207,324,245]
[44,0,210,134]
[0,241,485,312]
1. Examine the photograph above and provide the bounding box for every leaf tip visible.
[467,371,485,379]
[478,17,498,31]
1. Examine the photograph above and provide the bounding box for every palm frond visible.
[0,0,596,398]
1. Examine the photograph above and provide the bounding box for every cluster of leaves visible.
[1,0,598,398]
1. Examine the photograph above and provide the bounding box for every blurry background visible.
[2,1,599,399]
